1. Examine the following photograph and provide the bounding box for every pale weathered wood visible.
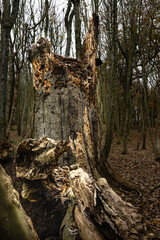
[16,137,70,180]
[67,168,143,240]
[30,45,98,172]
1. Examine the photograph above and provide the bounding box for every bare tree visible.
[0,0,19,139]
[72,0,81,59]
[65,0,75,56]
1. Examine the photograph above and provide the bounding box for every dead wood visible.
[15,14,145,240]
[15,138,144,240]
[67,168,143,240]
[16,137,70,180]
[29,14,142,194]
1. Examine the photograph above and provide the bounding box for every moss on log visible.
[0,164,39,240]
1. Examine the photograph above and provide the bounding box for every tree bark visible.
[0,0,19,139]
[29,14,99,174]
[6,69,20,139]
[0,164,39,240]
[0,0,11,138]
[65,0,75,57]
[72,0,81,59]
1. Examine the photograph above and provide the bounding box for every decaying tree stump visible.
[14,14,144,239]
[29,14,100,177]
[15,138,143,240]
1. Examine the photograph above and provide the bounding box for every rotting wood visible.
[69,168,143,240]
[15,138,144,240]
[16,137,70,180]
[28,15,100,175]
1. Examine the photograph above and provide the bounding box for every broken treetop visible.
[29,14,99,105]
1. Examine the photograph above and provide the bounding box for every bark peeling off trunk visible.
[96,178,142,237]
[33,56,96,127]
[31,49,98,171]
[74,206,105,240]
[0,164,39,240]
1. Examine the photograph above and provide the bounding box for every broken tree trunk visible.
[15,14,144,239]
[29,14,100,178]
[15,138,143,240]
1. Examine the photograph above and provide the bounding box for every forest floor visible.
[108,130,160,239]
[5,127,160,239]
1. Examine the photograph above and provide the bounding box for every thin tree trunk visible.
[0,15,11,138]
[140,93,147,150]
[6,69,20,139]
[6,52,15,125]
[142,61,160,160]
[44,0,49,37]
[65,0,74,57]
[73,0,81,59]
[0,0,19,139]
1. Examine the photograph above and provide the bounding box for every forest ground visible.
[6,127,160,239]
[109,130,160,239]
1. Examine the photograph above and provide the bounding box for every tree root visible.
[98,160,144,194]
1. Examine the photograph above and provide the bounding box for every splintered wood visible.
[15,137,144,240]
[30,14,99,105]
[23,13,145,240]
[68,168,143,240]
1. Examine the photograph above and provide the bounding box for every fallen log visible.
[0,164,39,240]
[64,168,143,240]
